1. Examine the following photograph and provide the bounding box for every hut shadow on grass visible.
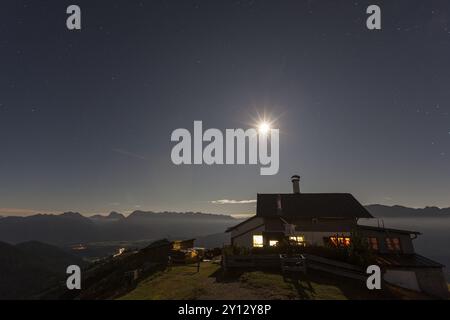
[207,264,407,300]
[290,269,402,300]
[208,265,244,283]
[208,266,315,299]
[282,272,315,299]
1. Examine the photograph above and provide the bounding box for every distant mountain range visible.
[365,204,450,218]
[0,205,448,246]
[0,241,85,299]
[90,211,125,222]
[0,210,238,245]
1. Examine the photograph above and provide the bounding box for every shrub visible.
[222,245,251,256]
[347,229,376,267]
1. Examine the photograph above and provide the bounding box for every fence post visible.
[222,253,228,272]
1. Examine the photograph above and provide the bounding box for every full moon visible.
[258,122,271,135]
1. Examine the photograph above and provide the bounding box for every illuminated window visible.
[289,236,305,245]
[329,236,351,247]
[367,237,379,251]
[269,240,279,247]
[253,235,263,248]
[385,238,401,252]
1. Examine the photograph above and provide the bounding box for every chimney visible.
[291,175,300,194]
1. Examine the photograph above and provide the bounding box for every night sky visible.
[1,0,449,216]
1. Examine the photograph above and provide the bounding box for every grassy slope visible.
[119,261,429,300]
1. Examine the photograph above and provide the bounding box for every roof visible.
[256,193,373,219]
[143,239,172,250]
[358,225,421,235]
[375,254,444,268]
[225,215,260,232]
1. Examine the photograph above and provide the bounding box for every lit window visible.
[289,236,305,245]
[269,240,279,247]
[329,236,351,247]
[253,235,263,248]
[385,238,401,252]
[367,237,379,251]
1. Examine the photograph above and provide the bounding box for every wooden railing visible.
[223,253,366,281]
[222,254,280,270]
[304,254,366,281]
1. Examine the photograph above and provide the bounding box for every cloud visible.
[211,199,257,205]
